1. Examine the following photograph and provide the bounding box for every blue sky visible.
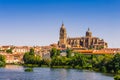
[0,0,120,48]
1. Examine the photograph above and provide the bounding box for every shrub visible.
[114,75,120,80]
[0,61,5,67]
[24,68,33,72]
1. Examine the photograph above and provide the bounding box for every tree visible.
[6,49,12,54]
[0,54,5,63]
[114,75,120,80]
[56,49,60,56]
[41,59,51,66]
[23,50,41,65]
[0,55,5,67]
[69,53,87,68]
[29,48,34,55]
[50,48,57,58]
[66,48,72,58]
[50,56,68,67]
[106,53,120,73]
[23,52,29,64]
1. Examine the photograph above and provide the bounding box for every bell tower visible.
[86,28,92,37]
[58,23,67,48]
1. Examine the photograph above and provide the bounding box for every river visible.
[0,65,114,80]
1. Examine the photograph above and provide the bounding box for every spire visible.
[61,21,65,28]
[88,28,90,31]
[62,21,64,25]
[62,21,64,26]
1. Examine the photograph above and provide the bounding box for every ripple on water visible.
[0,65,114,80]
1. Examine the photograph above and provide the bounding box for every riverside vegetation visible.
[23,48,120,73]
[22,48,120,79]
[0,48,119,79]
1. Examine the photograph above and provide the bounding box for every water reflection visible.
[5,65,24,72]
[50,68,69,80]
[0,65,114,80]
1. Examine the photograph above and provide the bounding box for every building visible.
[0,52,23,63]
[12,46,31,54]
[74,49,115,55]
[58,23,108,50]
[0,45,13,51]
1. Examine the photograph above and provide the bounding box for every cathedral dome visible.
[86,28,92,37]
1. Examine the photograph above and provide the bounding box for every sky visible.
[0,0,120,48]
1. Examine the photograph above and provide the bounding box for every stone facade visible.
[58,23,67,48]
[58,23,108,50]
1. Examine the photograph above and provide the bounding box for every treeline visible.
[23,48,120,74]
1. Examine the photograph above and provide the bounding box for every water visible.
[0,65,114,80]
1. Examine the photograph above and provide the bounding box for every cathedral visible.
[58,23,108,50]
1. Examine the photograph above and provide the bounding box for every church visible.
[58,23,108,50]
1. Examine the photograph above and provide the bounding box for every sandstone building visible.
[58,23,108,50]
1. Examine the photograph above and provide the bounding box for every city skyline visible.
[0,0,120,48]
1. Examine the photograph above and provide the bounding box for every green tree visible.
[69,53,87,68]
[29,48,34,55]
[66,48,72,58]
[56,49,60,56]
[91,55,104,68]
[0,55,5,67]
[6,49,12,53]
[106,53,120,73]
[23,52,29,64]
[114,75,120,80]
[50,56,68,67]
[50,48,57,58]
[23,50,41,65]
[41,59,51,66]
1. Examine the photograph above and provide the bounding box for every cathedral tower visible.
[86,28,92,37]
[58,23,67,48]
